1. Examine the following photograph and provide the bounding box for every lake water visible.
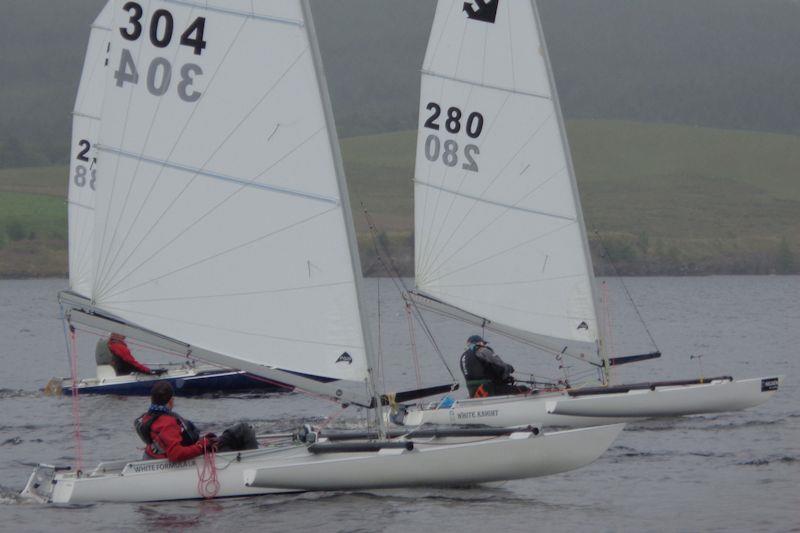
[0,277,797,532]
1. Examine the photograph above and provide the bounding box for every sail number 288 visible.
[423,103,484,172]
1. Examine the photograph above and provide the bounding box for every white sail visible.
[414,0,600,361]
[68,1,113,298]
[89,0,370,385]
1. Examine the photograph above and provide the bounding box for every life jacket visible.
[135,411,200,454]
[460,347,489,381]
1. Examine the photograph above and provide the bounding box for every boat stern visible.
[20,464,59,504]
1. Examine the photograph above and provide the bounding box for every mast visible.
[300,0,386,433]
[530,0,608,381]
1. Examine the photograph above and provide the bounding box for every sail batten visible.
[420,69,550,100]
[415,0,600,363]
[97,144,341,205]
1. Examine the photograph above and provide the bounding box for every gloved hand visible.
[149,368,168,376]
[202,434,219,451]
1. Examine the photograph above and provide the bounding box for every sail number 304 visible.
[423,103,483,172]
[115,2,206,102]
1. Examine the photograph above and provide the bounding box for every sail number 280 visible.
[114,2,206,102]
[423,103,484,172]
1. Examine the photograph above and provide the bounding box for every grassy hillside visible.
[1,120,798,277]
[4,0,800,168]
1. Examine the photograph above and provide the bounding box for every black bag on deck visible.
[216,422,258,452]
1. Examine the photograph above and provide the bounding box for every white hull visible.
[22,425,622,504]
[402,376,782,429]
[245,425,621,490]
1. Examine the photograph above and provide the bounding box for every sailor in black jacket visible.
[460,335,527,397]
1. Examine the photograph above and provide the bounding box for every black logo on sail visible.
[577,321,589,331]
[336,352,353,365]
[463,0,499,24]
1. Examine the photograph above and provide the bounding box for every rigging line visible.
[99,303,365,350]
[417,91,512,280]
[73,24,109,115]
[92,13,154,299]
[417,80,481,277]
[422,199,574,287]
[427,1,458,72]
[100,204,337,301]
[415,175,573,219]
[417,10,473,275]
[98,126,325,301]
[480,10,489,87]
[359,205,455,379]
[506,0,517,89]
[412,301,596,365]
[94,15,254,295]
[415,0,461,257]
[420,112,557,282]
[104,280,353,304]
[593,228,660,351]
[431,288,597,323]
[96,6,205,291]
[165,0,302,25]
[432,272,584,289]
[416,69,460,274]
[100,126,325,300]
[418,163,569,282]
[95,2,242,290]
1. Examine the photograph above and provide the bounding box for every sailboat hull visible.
[548,376,783,418]
[21,425,622,503]
[52,367,287,396]
[402,376,782,428]
[244,425,622,490]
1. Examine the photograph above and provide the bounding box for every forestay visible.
[68,1,113,299]
[414,0,600,362]
[91,0,370,384]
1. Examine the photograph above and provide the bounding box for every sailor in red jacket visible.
[135,381,216,462]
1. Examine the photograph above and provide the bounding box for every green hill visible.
[1,120,798,277]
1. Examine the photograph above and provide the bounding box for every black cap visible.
[467,335,485,344]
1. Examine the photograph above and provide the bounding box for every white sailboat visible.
[22,0,623,504]
[59,0,280,396]
[399,0,782,428]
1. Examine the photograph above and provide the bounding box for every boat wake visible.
[609,445,735,461]
[0,486,25,505]
[0,389,40,399]
[737,455,798,466]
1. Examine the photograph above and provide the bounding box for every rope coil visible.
[196,446,220,499]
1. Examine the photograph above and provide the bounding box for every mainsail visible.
[68,1,113,298]
[73,0,376,402]
[414,0,601,363]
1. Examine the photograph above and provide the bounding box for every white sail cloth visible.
[68,1,113,298]
[414,0,599,360]
[89,0,368,383]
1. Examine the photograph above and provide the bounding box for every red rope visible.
[68,327,83,473]
[196,446,219,499]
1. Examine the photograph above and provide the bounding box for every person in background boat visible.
[95,333,167,376]
[135,381,259,462]
[460,335,529,398]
